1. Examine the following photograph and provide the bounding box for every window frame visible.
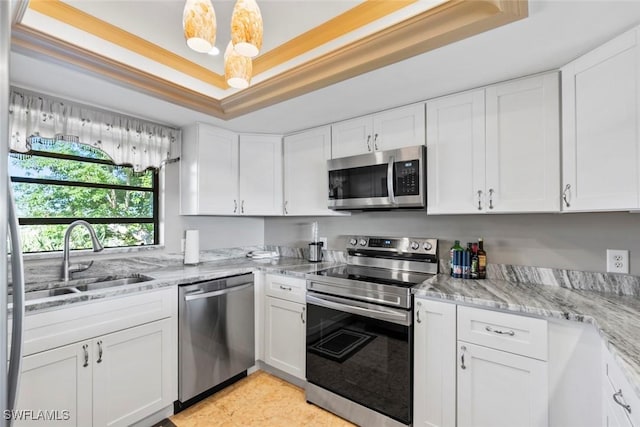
[10,148,160,250]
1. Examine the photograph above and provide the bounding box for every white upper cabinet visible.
[180,123,238,215]
[562,27,640,211]
[239,134,283,216]
[180,123,283,215]
[331,104,425,158]
[427,89,486,214]
[427,72,560,214]
[283,126,336,216]
[486,73,560,212]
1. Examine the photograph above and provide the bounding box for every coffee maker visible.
[308,221,323,262]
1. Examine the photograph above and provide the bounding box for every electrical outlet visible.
[319,237,328,248]
[606,249,629,274]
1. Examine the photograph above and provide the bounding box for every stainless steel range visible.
[305,236,438,427]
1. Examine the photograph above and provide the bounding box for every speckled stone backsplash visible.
[438,259,640,297]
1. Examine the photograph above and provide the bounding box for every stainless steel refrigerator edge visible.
[1,2,10,426]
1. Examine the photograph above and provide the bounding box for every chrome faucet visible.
[62,220,104,281]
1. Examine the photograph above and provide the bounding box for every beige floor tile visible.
[171,371,356,427]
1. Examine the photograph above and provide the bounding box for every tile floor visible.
[171,371,356,427]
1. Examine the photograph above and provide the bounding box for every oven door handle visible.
[306,294,411,326]
[387,155,397,205]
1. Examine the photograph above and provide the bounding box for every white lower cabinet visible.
[15,288,177,427]
[457,341,548,427]
[16,318,174,427]
[602,344,640,427]
[93,319,174,427]
[264,296,306,380]
[413,298,456,427]
[17,342,92,427]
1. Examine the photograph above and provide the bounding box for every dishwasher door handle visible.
[184,282,254,301]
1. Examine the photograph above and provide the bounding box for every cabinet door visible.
[331,116,373,158]
[562,29,639,211]
[414,298,456,427]
[283,126,334,215]
[185,124,238,215]
[239,134,283,215]
[486,73,560,212]
[93,318,175,427]
[373,103,425,151]
[15,342,92,427]
[457,342,548,427]
[426,90,485,214]
[264,296,305,379]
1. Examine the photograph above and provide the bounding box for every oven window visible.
[328,164,388,200]
[306,302,412,424]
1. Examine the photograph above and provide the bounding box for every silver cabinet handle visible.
[477,190,483,211]
[488,188,494,210]
[366,134,372,151]
[485,325,515,336]
[97,340,103,363]
[83,344,89,367]
[279,285,292,291]
[233,199,237,213]
[373,133,379,151]
[301,307,306,324]
[562,184,571,208]
[613,390,632,414]
[460,345,467,370]
[416,301,422,323]
[241,200,245,214]
[284,201,288,215]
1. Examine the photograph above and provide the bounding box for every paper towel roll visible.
[184,230,200,265]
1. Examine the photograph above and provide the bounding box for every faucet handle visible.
[69,260,94,274]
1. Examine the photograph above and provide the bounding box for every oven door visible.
[327,145,425,210]
[306,292,413,425]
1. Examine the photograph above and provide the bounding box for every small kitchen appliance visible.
[308,241,323,262]
[305,235,438,426]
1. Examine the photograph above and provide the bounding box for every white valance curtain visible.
[9,87,181,172]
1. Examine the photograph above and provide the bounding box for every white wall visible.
[161,162,265,253]
[264,211,640,274]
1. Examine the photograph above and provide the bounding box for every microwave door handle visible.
[387,156,397,205]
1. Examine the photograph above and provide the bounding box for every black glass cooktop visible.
[311,265,433,288]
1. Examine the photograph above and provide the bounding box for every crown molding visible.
[11,0,528,120]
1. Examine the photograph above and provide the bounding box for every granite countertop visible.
[413,274,640,402]
[17,255,340,315]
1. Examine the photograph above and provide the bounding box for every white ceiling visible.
[10,0,640,134]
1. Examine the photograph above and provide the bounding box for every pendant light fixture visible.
[183,0,217,54]
[224,41,252,89]
[230,0,263,58]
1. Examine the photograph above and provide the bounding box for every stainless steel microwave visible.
[327,145,426,210]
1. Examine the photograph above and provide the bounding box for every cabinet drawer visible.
[457,306,547,360]
[603,345,640,427]
[265,274,306,304]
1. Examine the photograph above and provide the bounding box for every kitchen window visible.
[9,139,159,253]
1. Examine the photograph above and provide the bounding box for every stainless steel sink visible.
[72,275,153,292]
[24,274,154,301]
[24,287,81,301]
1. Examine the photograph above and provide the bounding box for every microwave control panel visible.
[395,160,420,196]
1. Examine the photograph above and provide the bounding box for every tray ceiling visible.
[12,0,528,119]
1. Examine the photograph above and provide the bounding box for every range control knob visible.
[359,239,368,246]
[349,238,358,246]
[410,241,419,250]
[423,242,433,251]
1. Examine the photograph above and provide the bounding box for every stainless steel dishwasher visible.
[176,273,255,411]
